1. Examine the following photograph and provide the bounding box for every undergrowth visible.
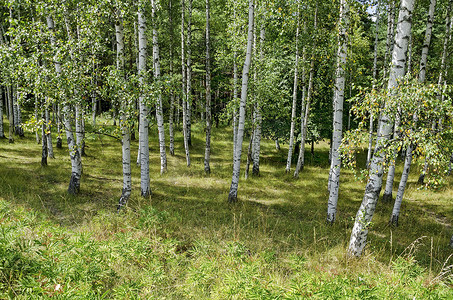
[0,117,452,298]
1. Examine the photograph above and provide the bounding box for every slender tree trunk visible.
[169,0,175,156]
[45,105,54,159]
[383,0,414,202]
[294,26,315,178]
[228,0,254,203]
[251,26,264,176]
[391,140,415,226]
[245,132,253,179]
[383,0,395,83]
[75,104,83,159]
[233,52,238,156]
[0,87,3,139]
[204,0,212,174]
[91,59,97,127]
[34,97,40,143]
[56,104,62,148]
[151,0,168,174]
[181,0,191,166]
[391,0,440,224]
[115,10,132,211]
[326,0,349,223]
[12,86,23,137]
[275,138,280,150]
[186,0,193,146]
[138,0,151,197]
[286,9,300,173]
[7,85,13,143]
[41,109,47,167]
[367,0,381,168]
[348,0,414,257]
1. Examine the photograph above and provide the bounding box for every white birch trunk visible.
[348,0,414,257]
[419,0,437,83]
[181,0,191,166]
[151,0,168,174]
[252,26,264,176]
[327,0,349,223]
[45,105,54,159]
[56,104,62,148]
[294,20,315,178]
[228,0,254,203]
[204,0,212,174]
[383,0,395,83]
[391,138,415,226]
[169,0,175,156]
[286,9,300,173]
[138,0,151,196]
[13,86,22,136]
[47,15,82,194]
[115,10,132,211]
[233,52,238,156]
[0,87,3,138]
[34,97,40,143]
[186,0,193,146]
[7,85,13,143]
[41,109,47,166]
[75,104,83,159]
[391,0,440,223]
[367,0,381,168]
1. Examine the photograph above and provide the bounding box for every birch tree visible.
[138,0,151,196]
[252,25,264,176]
[204,0,212,174]
[186,0,193,146]
[348,0,414,257]
[367,0,381,168]
[169,0,175,156]
[294,9,317,178]
[47,15,82,194]
[228,0,254,203]
[391,0,445,226]
[0,87,4,139]
[181,0,191,166]
[115,7,132,211]
[151,0,168,175]
[285,6,300,173]
[326,0,349,223]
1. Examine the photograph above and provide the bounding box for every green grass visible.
[1,116,453,299]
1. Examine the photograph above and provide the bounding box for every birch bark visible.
[286,7,300,173]
[204,0,212,174]
[45,106,54,159]
[169,0,175,156]
[0,87,3,138]
[181,0,191,166]
[348,0,414,257]
[252,26,264,176]
[7,86,13,143]
[47,15,82,194]
[41,109,47,167]
[367,0,381,168]
[391,0,440,225]
[327,0,349,223]
[34,97,40,143]
[151,0,168,174]
[294,11,316,178]
[228,0,254,203]
[138,0,151,196]
[115,9,132,211]
[186,0,193,146]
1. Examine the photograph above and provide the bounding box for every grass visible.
[1,115,453,299]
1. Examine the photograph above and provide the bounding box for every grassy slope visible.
[0,117,452,299]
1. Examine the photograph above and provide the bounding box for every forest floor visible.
[1,117,453,299]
